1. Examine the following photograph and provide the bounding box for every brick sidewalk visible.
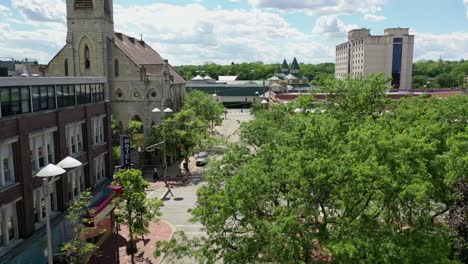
[89,220,174,264]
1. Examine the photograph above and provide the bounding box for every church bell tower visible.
[65,0,115,77]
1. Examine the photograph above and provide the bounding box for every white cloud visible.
[412,29,468,61]
[230,0,242,2]
[11,0,66,23]
[363,14,387,22]
[248,0,384,16]
[464,0,468,18]
[113,3,332,64]
[0,4,9,12]
[312,16,359,39]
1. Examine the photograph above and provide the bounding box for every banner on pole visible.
[120,135,131,168]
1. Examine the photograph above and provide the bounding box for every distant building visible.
[267,58,310,91]
[335,28,414,89]
[187,75,267,107]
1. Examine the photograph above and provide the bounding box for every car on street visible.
[196,152,208,166]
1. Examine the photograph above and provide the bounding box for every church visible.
[46,0,186,135]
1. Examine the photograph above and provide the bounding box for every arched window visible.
[84,45,90,69]
[131,115,144,134]
[114,59,119,77]
[64,59,69,76]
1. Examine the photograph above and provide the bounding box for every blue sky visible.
[0,0,467,65]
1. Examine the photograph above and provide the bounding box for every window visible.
[0,201,19,246]
[104,0,110,13]
[57,85,75,107]
[66,122,84,156]
[64,59,69,76]
[68,166,84,202]
[94,154,106,184]
[75,0,93,8]
[392,41,403,88]
[114,59,119,77]
[32,85,55,112]
[0,141,15,188]
[92,116,105,145]
[0,87,31,117]
[33,183,57,228]
[84,45,90,69]
[30,130,55,174]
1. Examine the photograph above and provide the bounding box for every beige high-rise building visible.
[335,28,414,89]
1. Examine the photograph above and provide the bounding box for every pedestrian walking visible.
[153,168,159,182]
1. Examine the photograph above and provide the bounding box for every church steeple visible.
[281,59,290,75]
[290,57,300,74]
[65,0,115,77]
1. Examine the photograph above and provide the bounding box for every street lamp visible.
[152,107,173,178]
[261,99,268,109]
[137,146,142,168]
[114,208,121,263]
[36,156,82,264]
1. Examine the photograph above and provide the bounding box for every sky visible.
[0,0,467,65]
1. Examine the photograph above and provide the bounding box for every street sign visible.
[120,135,131,168]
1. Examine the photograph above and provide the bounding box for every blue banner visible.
[120,135,131,168]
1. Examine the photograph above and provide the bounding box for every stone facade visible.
[46,0,185,135]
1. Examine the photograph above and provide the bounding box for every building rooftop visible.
[114,32,185,84]
[0,77,106,87]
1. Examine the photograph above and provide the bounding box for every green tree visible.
[127,120,144,149]
[61,191,99,264]
[183,90,224,131]
[157,75,467,263]
[113,169,162,254]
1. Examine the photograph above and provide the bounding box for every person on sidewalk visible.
[183,161,192,176]
[153,168,159,182]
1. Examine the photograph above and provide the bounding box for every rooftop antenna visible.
[140,34,143,41]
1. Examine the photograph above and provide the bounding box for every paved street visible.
[159,109,253,264]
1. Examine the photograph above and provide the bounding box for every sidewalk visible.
[89,157,200,263]
[89,220,175,264]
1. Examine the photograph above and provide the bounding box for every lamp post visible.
[261,99,268,109]
[137,146,142,169]
[152,107,173,178]
[36,156,82,264]
[114,208,121,263]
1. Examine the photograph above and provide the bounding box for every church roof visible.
[291,57,300,70]
[115,32,164,65]
[169,65,185,84]
[114,32,185,84]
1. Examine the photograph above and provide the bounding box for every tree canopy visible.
[153,90,224,165]
[157,75,468,263]
[175,59,467,88]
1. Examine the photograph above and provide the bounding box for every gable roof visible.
[114,32,185,84]
[114,32,164,66]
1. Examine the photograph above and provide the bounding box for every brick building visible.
[0,77,114,263]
